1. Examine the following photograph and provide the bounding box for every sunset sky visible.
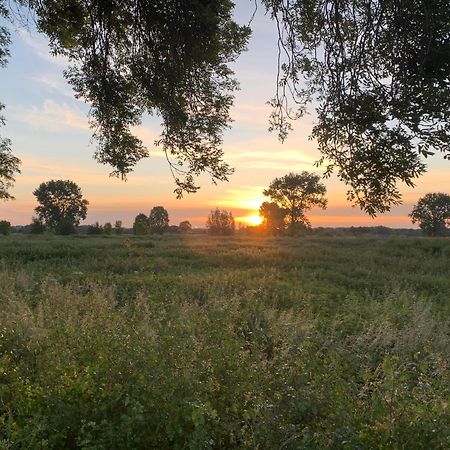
[1,3,448,228]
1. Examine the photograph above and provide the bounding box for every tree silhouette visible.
[1,1,448,209]
[103,222,112,235]
[409,193,450,236]
[0,6,20,200]
[206,209,235,235]
[179,220,192,233]
[259,201,286,235]
[133,213,149,235]
[0,219,11,235]
[114,220,124,235]
[30,217,45,234]
[264,0,449,215]
[7,0,249,197]
[33,180,88,234]
[263,172,327,229]
[148,206,169,234]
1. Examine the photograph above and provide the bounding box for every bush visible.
[87,222,103,235]
[0,220,11,235]
[103,222,113,235]
[114,220,124,235]
[30,217,46,234]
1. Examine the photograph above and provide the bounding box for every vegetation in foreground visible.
[0,234,449,449]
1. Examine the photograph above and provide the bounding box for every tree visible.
[33,180,88,234]
[0,4,20,200]
[87,222,103,235]
[179,220,192,233]
[103,222,112,235]
[259,202,286,235]
[148,206,169,234]
[133,213,149,235]
[263,172,327,229]
[409,193,450,236]
[114,220,124,235]
[0,219,11,235]
[263,0,450,215]
[0,128,20,201]
[5,0,249,198]
[2,2,448,209]
[30,216,45,234]
[206,209,235,235]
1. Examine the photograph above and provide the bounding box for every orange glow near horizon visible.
[237,214,263,226]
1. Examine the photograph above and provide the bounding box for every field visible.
[1,234,449,449]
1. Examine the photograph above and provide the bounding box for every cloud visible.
[18,100,90,132]
[32,73,74,98]
[16,154,170,184]
[223,137,323,173]
[206,185,266,210]
[16,28,69,68]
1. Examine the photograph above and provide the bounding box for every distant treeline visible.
[8,224,429,238]
[313,226,424,237]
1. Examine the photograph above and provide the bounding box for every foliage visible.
[114,220,124,235]
[2,2,449,209]
[30,216,46,234]
[179,220,192,233]
[12,0,250,197]
[206,208,235,235]
[132,213,149,235]
[103,222,112,235]
[263,0,450,215]
[410,193,450,236]
[0,122,21,201]
[33,179,89,235]
[259,201,286,235]
[0,234,449,448]
[0,218,10,234]
[87,221,103,235]
[148,206,169,234]
[263,172,327,229]
[0,5,21,200]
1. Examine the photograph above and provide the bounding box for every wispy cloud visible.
[224,137,321,172]
[16,28,69,68]
[32,73,74,98]
[18,100,90,132]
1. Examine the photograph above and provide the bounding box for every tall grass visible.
[0,234,449,448]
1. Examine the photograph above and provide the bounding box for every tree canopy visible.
[409,193,450,236]
[179,220,192,233]
[33,179,89,234]
[12,0,250,198]
[0,219,11,235]
[1,1,449,211]
[133,213,149,235]
[0,4,21,200]
[263,172,327,228]
[148,206,169,234]
[259,201,286,235]
[206,208,235,235]
[263,0,450,215]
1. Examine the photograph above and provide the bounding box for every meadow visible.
[0,233,449,449]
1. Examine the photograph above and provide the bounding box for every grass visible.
[0,234,449,449]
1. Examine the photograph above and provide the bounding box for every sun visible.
[240,214,263,226]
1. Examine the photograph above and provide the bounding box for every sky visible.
[0,2,448,228]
